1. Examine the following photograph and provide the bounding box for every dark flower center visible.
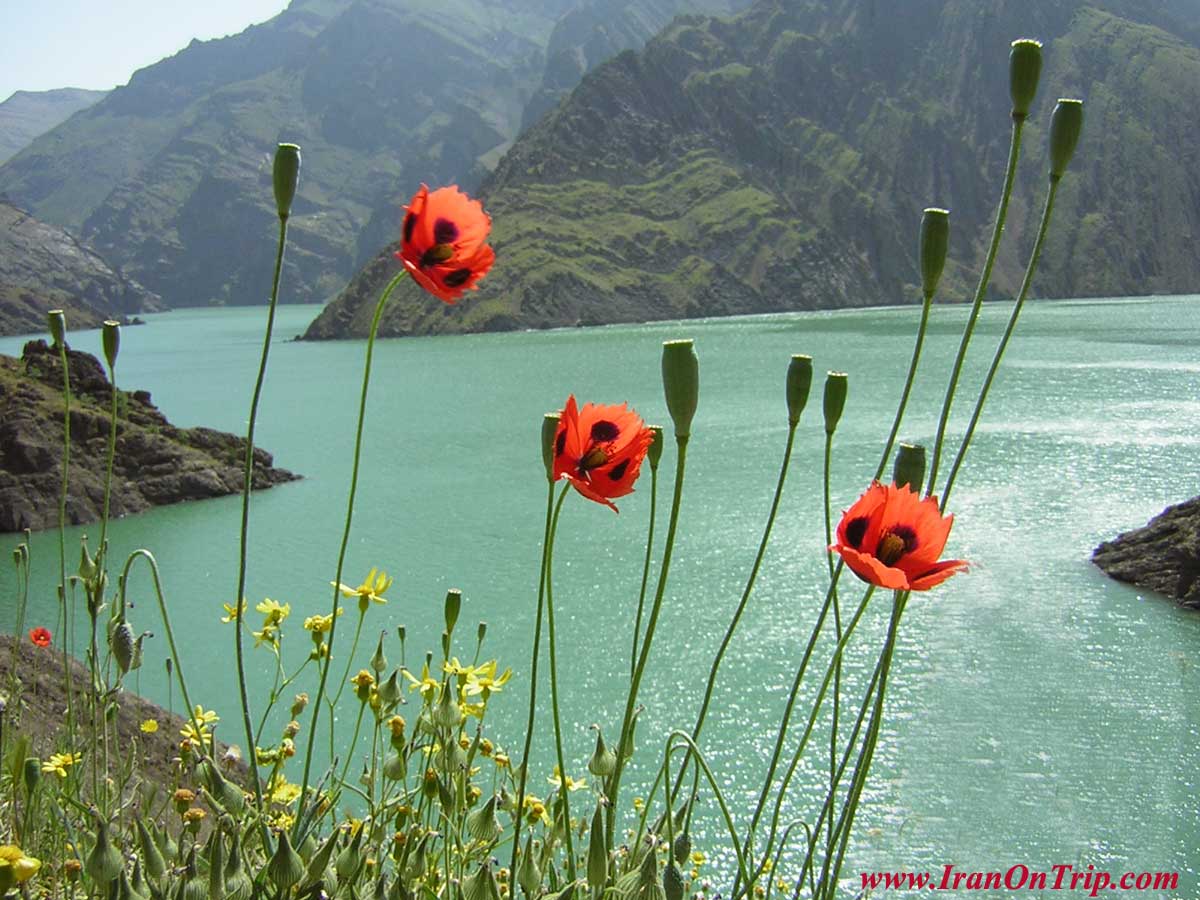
[420,244,454,268]
[579,447,608,472]
[876,526,917,566]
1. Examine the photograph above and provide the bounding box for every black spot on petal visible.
[403,212,416,244]
[845,516,870,549]
[608,459,630,481]
[590,420,620,442]
[434,217,459,245]
[555,431,566,457]
[444,268,472,287]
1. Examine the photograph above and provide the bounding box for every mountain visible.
[0,200,159,336]
[0,0,579,310]
[0,88,108,165]
[303,0,1200,339]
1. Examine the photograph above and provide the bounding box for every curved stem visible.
[671,423,797,803]
[296,270,408,832]
[941,177,1061,510]
[926,117,1026,497]
[630,467,659,676]
[605,437,689,852]
[543,487,576,880]
[510,481,560,880]
[233,214,290,835]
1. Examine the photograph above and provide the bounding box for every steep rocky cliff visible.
[0,340,297,532]
[0,88,107,165]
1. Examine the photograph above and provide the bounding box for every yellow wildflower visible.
[253,624,279,648]
[402,663,440,700]
[256,598,291,627]
[334,567,393,612]
[220,599,246,623]
[139,719,158,734]
[493,753,510,769]
[387,715,406,739]
[351,670,376,689]
[479,738,494,757]
[0,845,40,884]
[465,660,512,699]
[181,707,218,747]
[268,777,302,806]
[547,766,587,792]
[41,752,82,778]
[303,608,343,636]
[182,808,206,825]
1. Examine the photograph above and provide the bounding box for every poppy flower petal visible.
[425,186,492,257]
[908,559,969,591]
[567,476,620,512]
[836,481,888,554]
[836,546,911,591]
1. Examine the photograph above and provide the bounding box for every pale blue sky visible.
[1,0,291,102]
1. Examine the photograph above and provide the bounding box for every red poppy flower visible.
[832,482,967,591]
[552,395,654,512]
[396,184,495,303]
[29,627,51,648]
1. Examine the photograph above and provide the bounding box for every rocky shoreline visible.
[0,339,298,533]
[1092,496,1200,610]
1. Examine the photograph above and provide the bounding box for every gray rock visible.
[1092,496,1200,610]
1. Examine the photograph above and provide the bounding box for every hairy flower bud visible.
[661,340,699,438]
[102,320,121,371]
[893,442,927,492]
[1049,98,1084,179]
[273,143,301,220]
[1009,39,1043,119]
[786,354,813,426]
[823,372,848,435]
[919,208,950,298]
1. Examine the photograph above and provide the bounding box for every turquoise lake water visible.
[1,296,1198,894]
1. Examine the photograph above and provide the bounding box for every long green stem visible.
[874,290,935,482]
[630,467,659,676]
[233,214,289,835]
[941,177,1061,510]
[510,480,559,881]
[818,592,908,899]
[823,431,842,857]
[670,423,797,803]
[296,270,407,833]
[98,361,119,566]
[53,338,76,738]
[543,488,576,881]
[605,436,689,853]
[926,117,1026,497]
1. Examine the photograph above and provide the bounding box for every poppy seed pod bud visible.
[111,621,135,674]
[22,758,40,795]
[1009,39,1043,120]
[47,309,66,348]
[786,354,813,426]
[477,621,487,644]
[661,340,699,438]
[273,143,301,220]
[919,208,950,298]
[823,372,848,435]
[444,589,462,636]
[892,442,926,491]
[647,425,664,470]
[587,803,608,887]
[102,320,121,371]
[541,413,560,481]
[267,830,304,890]
[1049,98,1084,180]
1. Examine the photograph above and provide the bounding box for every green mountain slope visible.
[0,88,108,165]
[303,0,1200,339]
[0,0,575,308]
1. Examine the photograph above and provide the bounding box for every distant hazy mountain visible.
[0,88,108,165]
[304,0,1200,339]
[0,200,158,336]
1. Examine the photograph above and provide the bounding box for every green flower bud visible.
[371,631,388,674]
[516,836,540,899]
[661,340,699,438]
[466,794,502,842]
[203,759,245,815]
[647,425,664,471]
[378,668,402,706]
[663,862,685,900]
[181,848,207,900]
[102,320,121,371]
[444,589,462,636]
[919,208,950,298]
[542,413,561,482]
[1009,39,1043,119]
[823,372,848,435]
[383,751,406,781]
[86,817,124,885]
[1049,98,1084,179]
[136,819,166,880]
[587,802,608,887]
[335,828,363,881]
[786,354,813,426]
[205,830,225,900]
[266,830,304,890]
[477,621,487,644]
[47,309,66,348]
[273,143,301,220]
[892,442,927,491]
[638,838,659,886]
[299,830,338,891]
[587,725,617,777]
[111,622,135,674]
[433,683,462,729]
[462,861,500,900]
[22,758,40,796]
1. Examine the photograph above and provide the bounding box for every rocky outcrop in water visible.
[1092,496,1200,610]
[0,340,298,533]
